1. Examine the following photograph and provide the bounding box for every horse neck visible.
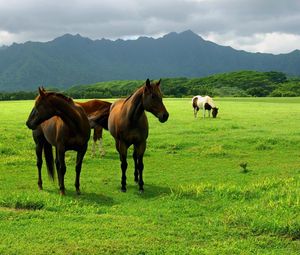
[208,101,216,108]
[205,97,216,108]
[125,87,145,121]
[49,96,87,134]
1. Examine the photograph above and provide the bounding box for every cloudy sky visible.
[0,0,299,54]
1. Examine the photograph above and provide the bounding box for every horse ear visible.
[157,79,161,87]
[145,78,152,93]
[38,87,46,97]
[146,78,151,88]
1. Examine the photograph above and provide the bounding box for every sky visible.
[0,0,300,54]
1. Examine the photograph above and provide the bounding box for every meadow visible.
[0,97,300,254]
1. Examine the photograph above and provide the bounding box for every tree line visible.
[1,71,300,100]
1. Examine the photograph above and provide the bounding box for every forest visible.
[1,70,300,100]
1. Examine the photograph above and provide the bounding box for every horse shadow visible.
[125,183,172,199]
[74,191,115,206]
[44,188,116,207]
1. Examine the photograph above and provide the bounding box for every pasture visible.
[0,97,300,254]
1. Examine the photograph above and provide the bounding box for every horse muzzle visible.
[26,120,37,130]
[159,112,169,123]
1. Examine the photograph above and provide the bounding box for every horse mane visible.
[124,86,145,104]
[46,92,74,104]
[124,93,133,103]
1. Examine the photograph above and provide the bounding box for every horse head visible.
[26,87,56,129]
[142,79,169,123]
[212,107,219,118]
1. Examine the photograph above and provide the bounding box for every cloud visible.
[204,32,300,54]
[0,0,299,53]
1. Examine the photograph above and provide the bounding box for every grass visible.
[0,97,300,254]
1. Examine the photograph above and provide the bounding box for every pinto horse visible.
[26,88,91,195]
[192,95,218,118]
[76,99,112,157]
[108,79,169,192]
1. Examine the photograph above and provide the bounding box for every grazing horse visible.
[192,95,218,118]
[76,100,112,157]
[108,79,169,192]
[26,87,91,195]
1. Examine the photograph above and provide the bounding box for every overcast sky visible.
[0,0,299,54]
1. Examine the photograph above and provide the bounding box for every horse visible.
[76,99,112,157]
[26,87,91,195]
[192,95,218,118]
[108,79,169,192]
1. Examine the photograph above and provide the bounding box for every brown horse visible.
[108,79,169,192]
[76,99,112,157]
[26,87,91,195]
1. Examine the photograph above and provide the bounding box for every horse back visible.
[77,99,112,115]
[192,95,205,109]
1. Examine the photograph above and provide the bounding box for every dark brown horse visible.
[108,79,169,192]
[26,88,91,195]
[76,99,112,157]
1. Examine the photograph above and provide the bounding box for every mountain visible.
[0,30,299,91]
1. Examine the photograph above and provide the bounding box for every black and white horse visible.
[192,95,218,118]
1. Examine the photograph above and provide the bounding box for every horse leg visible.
[35,141,43,190]
[33,128,45,190]
[92,141,96,157]
[116,140,128,192]
[133,148,138,183]
[94,126,105,157]
[98,127,105,156]
[134,142,146,192]
[56,147,66,195]
[208,110,211,117]
[99,138,105,156]
[75,144,88,195]
[92,129,96,157]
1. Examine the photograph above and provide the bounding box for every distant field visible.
[0,98,300,254]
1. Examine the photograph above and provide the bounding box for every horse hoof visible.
[38,186,43,191]
[139,189,144,194]
[60,190,66,196]
[76,190,81,195]
[121,188,127,193]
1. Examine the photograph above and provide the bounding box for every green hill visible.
[1,71,299,100]
[65,70,299,98]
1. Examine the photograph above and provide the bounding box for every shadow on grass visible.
[124,183,172,199]
[75,192,115,206]
[44,188,116,207]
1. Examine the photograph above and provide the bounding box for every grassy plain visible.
[0,97,300,254]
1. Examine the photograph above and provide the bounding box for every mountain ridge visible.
[0,30,299,92]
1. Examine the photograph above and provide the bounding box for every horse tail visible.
[43,141,55,181]
[88,103,112,130]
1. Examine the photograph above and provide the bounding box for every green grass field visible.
[1,97,300,254]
